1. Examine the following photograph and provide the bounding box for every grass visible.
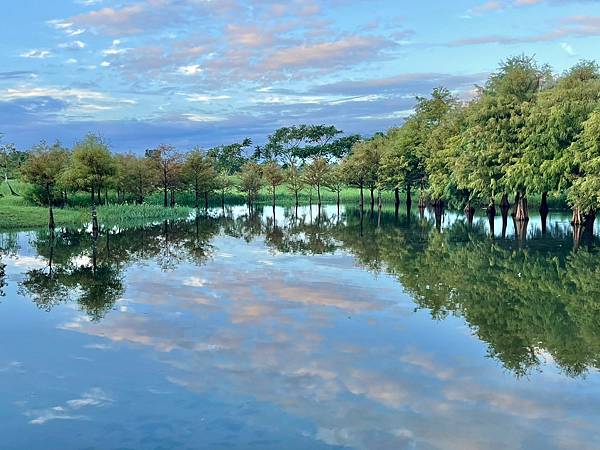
[0,177,571,230]
[0,181,193,230]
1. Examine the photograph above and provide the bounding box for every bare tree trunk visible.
[406,185,412,212]
[204,191,209,210]
[46,185,55,230]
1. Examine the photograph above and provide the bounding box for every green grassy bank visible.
[0,178,570,230]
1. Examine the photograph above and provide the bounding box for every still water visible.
[1,205,599,449]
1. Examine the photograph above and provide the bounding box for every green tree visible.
[303,157,329,207]
[263,161,285,208]
[21,141,70,228]
[184,148,216,209]
[67,134,116,206]
[146,144,182,207]
[239,161,263,207]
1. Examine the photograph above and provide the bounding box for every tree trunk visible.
[295,191,299,208]
[464,200,475,226]
[163,170,168,207]
[394,188,400,211]
[540,191,549,234]
[222,189,225,209]
[204,191,209,210]
[317,184,321,207]
[170,189,176,208]
[369,187,375,213]
[359,181,364,211]
[195,178,200,209]
[91,185,95,206]
[515,192,529,222]
[572,207,584,226]
[47,185,55,230]
[406,185,412,212]
[487,199,496,237]
[272,186,276,208]
[434,200,444,231]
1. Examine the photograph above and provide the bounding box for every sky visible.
[1,0,600,152]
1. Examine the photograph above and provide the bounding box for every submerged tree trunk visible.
[540,191,549,234]
[487,199,496,238]
[394,188,400,216]
[272,186,276,208]
[434,200,444,231]
[170,189,176,208]
[515,192,529,222]
[406,185,412,212]
[464,200,475,226]
[515,217,528,242]
[204,191,209,210]
[369,187,375,214]
[295,191,299,208]
[194,178,200,209]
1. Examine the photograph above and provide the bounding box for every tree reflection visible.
[11,205,600,377]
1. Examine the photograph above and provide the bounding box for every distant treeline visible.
[2,55,600,229]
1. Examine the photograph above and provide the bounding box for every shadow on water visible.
[4,204,600,377]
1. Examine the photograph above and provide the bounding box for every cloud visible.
[25,388,113,425]
[19,49,52,58]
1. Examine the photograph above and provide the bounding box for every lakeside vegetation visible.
[1,55,599,232]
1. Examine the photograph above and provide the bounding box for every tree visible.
[567,110,600,225]
[263,161,285,208]
[21,141,70,228]
[207,138,251,175]
[508,61,600,219]
[114,154,156,204]
[67,134,116,206]
[287,164,305,208]
[146,144,182,207]
[324,163,345,210]
[239,161,263,207]
[303,157,329,207]
[0,140,22,195]
[184,148,216,209]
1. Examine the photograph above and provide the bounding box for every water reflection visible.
[2,205,600,449]
[6,206,600,376]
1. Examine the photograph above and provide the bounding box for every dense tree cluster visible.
[350,56,600,230]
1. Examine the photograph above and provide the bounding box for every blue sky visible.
[1,0,600,151]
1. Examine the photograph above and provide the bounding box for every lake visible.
[1,204,600,449]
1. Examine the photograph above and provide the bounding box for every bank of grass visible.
[1,178,570,230]
[0,181,194,230]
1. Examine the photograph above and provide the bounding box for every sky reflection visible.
[1,206,600,449]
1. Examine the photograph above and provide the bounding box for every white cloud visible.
[182,113,225,122]
[20,49,52,58]
[185,94,231,102]
[59,40,86,49]
[177,64,203,75]
[560,42,575,56]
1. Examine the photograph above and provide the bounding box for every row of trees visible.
[16,126,360,228]
[343,56,600,230]
[7,55,600,231]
